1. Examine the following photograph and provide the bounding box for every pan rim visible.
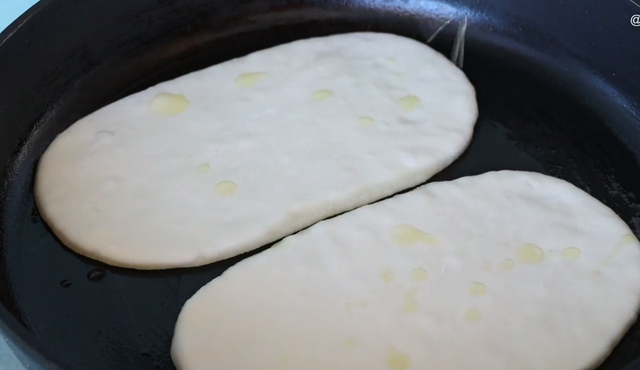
[0,0,72,368]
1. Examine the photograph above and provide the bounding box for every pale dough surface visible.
[172,171,640,370]
[35,32,477,269]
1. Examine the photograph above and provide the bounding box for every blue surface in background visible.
[1,1,39,369]
[0,0,38,31]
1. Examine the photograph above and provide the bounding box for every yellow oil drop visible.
[600,235,636,269]
[498,259,515,272]
[397,94,421,111]
[380,269,395,283]
[410,268,428,283]
[235,72,268,87]
[387,57,397,64]
[278,355,289,365]
[392,224,437,247]
[345,303,354,313]
[346,338,357,348]
[463,308,483,323]
[215,181,237,197]
[515,243,545,264]
[356,300,369,308]
[620,233,638,245]
[149,93,190,116]
[468,282,486,296]
[561,247,581,260]
[312,89,335,101]
[197,163,210,173]
[402,299,420,313]
[386,347,411,370]
[358,116,375,127]
[404,287,419,301]
[481,262,492,272]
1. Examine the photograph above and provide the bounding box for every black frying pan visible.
[1,0,640,369]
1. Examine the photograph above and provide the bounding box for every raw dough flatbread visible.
[35,32,477,269]
[171,171,640,370]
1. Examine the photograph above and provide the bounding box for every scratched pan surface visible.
[1,0,640,369]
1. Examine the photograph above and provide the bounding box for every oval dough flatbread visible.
[35,32,477,269]
[171,171,640,370]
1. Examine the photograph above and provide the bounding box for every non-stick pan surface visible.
[1,0,640,369]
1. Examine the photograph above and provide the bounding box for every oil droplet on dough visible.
[346,338,357,348]
[468,282,486,296]
[387,57,397,64]
[149,93,190,116]
[498,259,515,272]
[405,287,419,301]
[197,163,210,173]
[386,347,411,370]
[600,234,636,268]
[481,262,492,271]
[312,90,335,101]
[358,116,375,127]
[620,233,638,245]
[392,224,437,247]
[356,300,369,308]
[463,308,483,323]
[278,355,289,365]
[345,303,354,313]
[397,94,421,111]
[215,181,237,196]
[235,72,268,87]
[516,243,544,264]
[561,247,581,260]
[402,299,420,313]
[410,268,428,283]
[380,269,394,283]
